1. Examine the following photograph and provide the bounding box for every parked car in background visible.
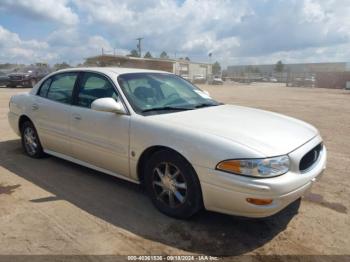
[7,66,50,88]
[193,74,206,84]
[211,75,224,85]
[8,67,326,219]
[269,77,278,82]
[0,71,10,87]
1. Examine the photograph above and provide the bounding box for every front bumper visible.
[8,79,30,85]
[196,135,327,218]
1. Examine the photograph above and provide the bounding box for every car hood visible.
[151,104,318,156]
[9,73,29,76]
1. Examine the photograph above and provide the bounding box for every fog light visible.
[246,198,273,205]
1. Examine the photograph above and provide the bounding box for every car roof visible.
[29,67,175,96]
[55,67,171,76]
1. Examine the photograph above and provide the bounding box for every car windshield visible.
[16,67,34,73]
[118,73,221,115]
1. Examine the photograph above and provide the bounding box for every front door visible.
[69,72,130,177]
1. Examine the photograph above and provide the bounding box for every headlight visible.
[216,155,290,178]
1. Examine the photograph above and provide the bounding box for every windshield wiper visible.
[141,106,193,113]
[194,102,222,109]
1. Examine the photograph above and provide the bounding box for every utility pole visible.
[136,37,143,57]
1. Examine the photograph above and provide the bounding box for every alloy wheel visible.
[23,126,38,156]
[152,162,188,208]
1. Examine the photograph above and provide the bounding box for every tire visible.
[21,121,45,158]
[144,150,202,219]
[29,79,36,88]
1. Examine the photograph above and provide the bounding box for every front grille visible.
[299,143,323,172]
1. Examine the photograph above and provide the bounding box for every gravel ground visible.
[0,83,349,258]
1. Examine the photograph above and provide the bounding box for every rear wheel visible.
[145,150,202,219]
[21,121,45,158]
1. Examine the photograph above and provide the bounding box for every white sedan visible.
[8,67,326,219]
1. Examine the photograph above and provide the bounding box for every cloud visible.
[221,43,350,66]
[0,26,57,63]
[73,0,250,55]
[1,0,350,66]
[46,28,118,64]
[0,25,116,64]
[47,27,81,47]
[0,0,79,25]
[70,0,350,65]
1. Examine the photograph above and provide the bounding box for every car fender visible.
[128,115,263,181]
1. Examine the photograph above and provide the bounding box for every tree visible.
[245,65,254,73]
[185,57,190,61]
[212,61,221,75]
[253,67,261,73]
[245,65,260,73]
[144,51,152,58]
[274,60,284,73]
[159,51,169,59]
[128,49,139,57]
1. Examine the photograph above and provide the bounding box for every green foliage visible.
[245,65,260,73]
[54,62,71,70]
[144,51,152,58]
[212,61,221,75]
[160,51,169,59]
[275,60,284,72]
[128,49,140,57]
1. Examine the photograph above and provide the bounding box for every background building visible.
[226,62,350,89]
[227,62,349,75]
[84,55,212,82]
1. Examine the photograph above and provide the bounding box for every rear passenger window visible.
[77,73,118,108]
[38,78,52,97]
[47,73,77,104]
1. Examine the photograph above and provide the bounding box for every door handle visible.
[73,114,82,120]
[32,104,39,111]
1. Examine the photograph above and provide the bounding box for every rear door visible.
[69,72,130,177]
[33,72,78,156]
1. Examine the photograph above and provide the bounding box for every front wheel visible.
[21,121,45,158]
[145,150,202,219]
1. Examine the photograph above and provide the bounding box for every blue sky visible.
[0,0,349,66]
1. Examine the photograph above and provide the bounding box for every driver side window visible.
[77,73,118,108]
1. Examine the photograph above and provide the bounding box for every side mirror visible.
[91,98,126,114]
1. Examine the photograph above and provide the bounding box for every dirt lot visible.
[0,83,349,257]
